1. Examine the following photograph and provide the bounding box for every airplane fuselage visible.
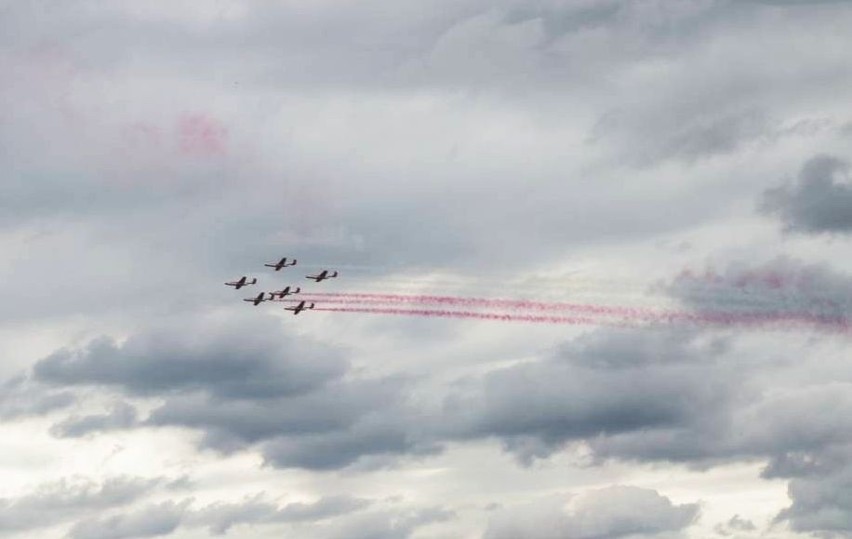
[285,301,314,315]
[265,258,297,271]
[226,277,257,289]
[271,286,300,298]
[306,270,338,282]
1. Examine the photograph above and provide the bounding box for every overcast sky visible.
[2,1,852,538]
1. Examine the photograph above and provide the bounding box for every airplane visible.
[265,257,297,271]
[285,300,315,315]
[269,286,301,299]
[225,276,257,290]
[306,270,338,282]
[243,292,269,306]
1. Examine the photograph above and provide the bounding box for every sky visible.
[1,1,852,538]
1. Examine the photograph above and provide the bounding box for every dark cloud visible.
[26,310,852,533]
[761,155,852,234]
[484,486,699,539]
[50,401,138,438]
[774,464,852,537]
[0,476,162,533]
[433,322,852,535]
[34,315,347,399]
[33,314,434,470]
[147,376,434,470]
[443,329,735,464]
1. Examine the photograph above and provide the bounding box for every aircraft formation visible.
[225,257,338,315]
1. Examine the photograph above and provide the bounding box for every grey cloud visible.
[188,495,371,535]
[50,401,138,438]
[3,0,846,327]
[66,494,440,539]
[664,257,852,320]
[587,372,852,467]
[584,362,852,535]
[0,375,75,420]
[0,476,162,533]
[147,376,434,470]
[484,486,699,539]
[504,1,622,42]
[34,314,433,470]
[443,329,735,464]
[761,155,852,234]
[4,4,852,537]
[774,465,852,537]
[259,413,439,470]
[748,0,852,5]
[319,506,455,539]
[68,500,189,539]
[714,514,758,536]
[590,107,773,166]
[34,315,347,399]
[437,321,852,535]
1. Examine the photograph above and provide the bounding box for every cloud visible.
[33,313,434,470]
[188,495,372,535]
[0,375,75,420]
[714,514,758,536]
[774,464,852,537]
[438,323,852,535]
[484,486,699,539]
[64,494,441,539]
[748,0,852,5]
[589,106,773,166]
[443,329,735,464]
[0,476,163,533]
[3,2,852,537]
[26,311,852,534]
[760,155,852,234]
[50,401,139,438]
[34,315,347,399]
[146,375,433,470]
[317,506,455,539]
[664,257,852,320]
[67,500,189,539]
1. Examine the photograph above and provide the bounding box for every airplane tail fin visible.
[251,278,257,284]
[310,303,315,309]
[295,287,301,293]
[332,271,338,277]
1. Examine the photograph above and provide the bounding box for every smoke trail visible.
[302,292,657,318]
[297,293,850,332]
[311,305,849,332]
[312,306,612,326]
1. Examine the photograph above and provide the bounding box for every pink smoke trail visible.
[303,292,655,318]
[312,306,612,326]
[298,293,850,332]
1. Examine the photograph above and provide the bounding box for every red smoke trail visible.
[303,292,656,318]
[312,306,612,326]
[299,293,850,332]
[312,304,850,332]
